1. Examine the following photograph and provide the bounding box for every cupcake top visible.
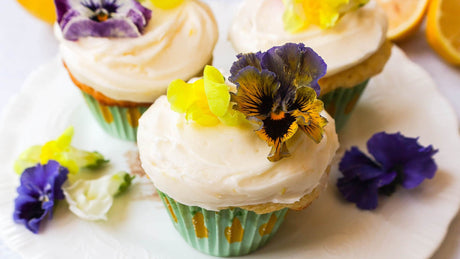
[55,0,218,103]
[138,44,339,211]
[229,0,387,77]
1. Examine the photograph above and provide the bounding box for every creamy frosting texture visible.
[229,0,387,76]
[138,96,339,211]
[56,0,218,103]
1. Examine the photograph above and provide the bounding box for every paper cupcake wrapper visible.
[81,91,149,142]
[320,80,369,132]
[158,191,288,257]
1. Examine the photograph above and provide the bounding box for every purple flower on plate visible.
[337,132,438,210]
[13,160,68,234]
[55,0,152,41]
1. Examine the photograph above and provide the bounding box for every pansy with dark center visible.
[13,160,68,233]
[337,132,438,210]
[55,0,152,41]
[229,43,328,162]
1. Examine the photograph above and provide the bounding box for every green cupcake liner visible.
[81,92,149,142]
[158,191,288,257]
[320,80,369,132]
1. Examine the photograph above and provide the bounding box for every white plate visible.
[1,1,460,258]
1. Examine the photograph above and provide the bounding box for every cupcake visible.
[137,44,339,256]
[229,0,392,131]
[54,0,218,141]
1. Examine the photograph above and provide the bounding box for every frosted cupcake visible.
[229,0,392,131]
[138,43,339,256]
[54,0,218,141]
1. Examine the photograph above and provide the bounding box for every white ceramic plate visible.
[1,0,460,258]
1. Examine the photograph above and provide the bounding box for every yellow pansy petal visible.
[283,0,369,32]
[204,66,230,117]
[167,79,195,114]
[149,0,184,9]
[14,145,42,174]
[56,126,74,149]
[187,103,220,126]
[219,104,248,127]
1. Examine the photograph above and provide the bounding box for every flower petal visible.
[56,0,152,41]
[367,132,438,188]
[261,43,326,96]
[13,161,68,234]
[337,176,381,210]
[204,65,230,117]
[401,146,438,189]
[232,67,279,118]
[63,172,133,221]
[167,79,196,114]
[338,147,384,180]
[62,18,141,41]
[229,52,263,83]
[292,87,328,143]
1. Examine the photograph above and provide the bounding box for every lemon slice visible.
[376,0,429,41]
[426,0,460,65]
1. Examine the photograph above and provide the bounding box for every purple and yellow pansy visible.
[230,43,328,161]
[55,0,152,41]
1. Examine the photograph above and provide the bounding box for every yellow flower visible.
[40,127,79,174]
[14,127,108,175]
[149,0,184,9]
[167,66,246,127]
[282,0,369,32]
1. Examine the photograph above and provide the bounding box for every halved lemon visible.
[376,0,430,41]
[426,0,460,65]
[17,0,56,24]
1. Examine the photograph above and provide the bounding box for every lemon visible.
[426,0,460,65]
[17,0,56,24]
[376,0,430,41]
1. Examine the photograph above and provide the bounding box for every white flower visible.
[63,172,133,221]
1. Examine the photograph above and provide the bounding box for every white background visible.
[0,0,459,258]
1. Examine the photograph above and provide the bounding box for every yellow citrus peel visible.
[376,0,430,42]
[426,0,460,65]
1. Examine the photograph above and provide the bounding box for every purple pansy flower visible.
[229,43,326,97]
[13,160,68,234]
[337,132,438,210]
[55,0,152,41]
[229,43,328,161]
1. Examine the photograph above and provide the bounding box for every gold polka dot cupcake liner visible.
[157,190,288,257]
[81,91,148,142]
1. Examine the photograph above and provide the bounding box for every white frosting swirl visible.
[137,96,339,211]
[56,0,218,103]
[229,0,387,76]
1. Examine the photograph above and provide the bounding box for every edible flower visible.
[63,172,134,220]
[167,65,247,126]
[14,127,108,175]
[13,161,68,234]
[149,0,184,9]
[282,0,369,32]
[229,43,328,162]
[337,132,438,210]
[55,0,152,41]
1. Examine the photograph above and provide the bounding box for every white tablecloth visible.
[1,0,459,258]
